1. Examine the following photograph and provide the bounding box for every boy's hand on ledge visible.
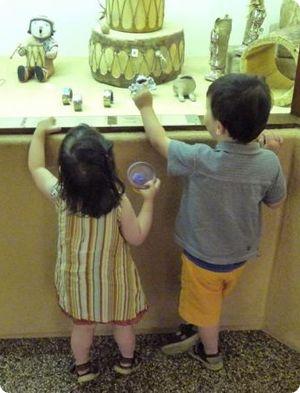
[132,87,153,111]
[36,117,61,135]
[258,131,283,155]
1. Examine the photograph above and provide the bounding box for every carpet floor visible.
[0,330,299,393]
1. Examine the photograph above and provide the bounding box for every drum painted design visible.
[89,26,184,87]
[26,45,45,68]
[107,0,165,33]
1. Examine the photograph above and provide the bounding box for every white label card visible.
[131,48,139,57]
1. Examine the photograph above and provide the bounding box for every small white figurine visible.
[129,75,157,95]
[103,89,114,107]
[205,15,232,82]
[73,94,83,111]
[173,75,197,102]
[62,88,73,105]
[17,15,58,82]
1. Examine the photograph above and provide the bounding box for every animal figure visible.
[173,75,197,102]
[17,16,58,82]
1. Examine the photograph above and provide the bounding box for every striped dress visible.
[54,199,148,324]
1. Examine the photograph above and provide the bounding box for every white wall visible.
[0,0,283,58]
[165,0,282,56]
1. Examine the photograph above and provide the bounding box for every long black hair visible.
[57,124,125,218]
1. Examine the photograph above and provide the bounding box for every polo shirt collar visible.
[215,140,260,155]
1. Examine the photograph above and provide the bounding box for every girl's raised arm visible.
[28,117,60,200]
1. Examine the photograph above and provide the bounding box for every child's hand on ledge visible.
[132,87,153,111]
[36,117,61,134]
[258,131,283,155]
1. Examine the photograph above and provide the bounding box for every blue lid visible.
[132,172,146,185]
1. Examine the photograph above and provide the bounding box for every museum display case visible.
[1,0,300,131]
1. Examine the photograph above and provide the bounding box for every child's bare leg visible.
[71,323,96,371]
[198,324,219,354]
[113,325,135,359]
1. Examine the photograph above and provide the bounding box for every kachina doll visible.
[17,15,58,82]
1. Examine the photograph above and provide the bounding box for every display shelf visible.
[0,56,297,131]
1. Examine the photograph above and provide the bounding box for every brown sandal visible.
[72,360,100,384]
[113,353,141,375]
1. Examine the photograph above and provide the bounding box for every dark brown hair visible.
[57,124,124,218]
[207,73,272,143]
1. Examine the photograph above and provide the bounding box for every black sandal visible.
[113,352,141,375]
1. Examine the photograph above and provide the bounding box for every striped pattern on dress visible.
[55,201,148,323]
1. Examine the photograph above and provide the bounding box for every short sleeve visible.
[262,163,286,205]
[167,140,198,176]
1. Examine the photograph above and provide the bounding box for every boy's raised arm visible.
[132,88,170,158]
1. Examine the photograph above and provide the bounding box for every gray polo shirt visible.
[168,139,286,265]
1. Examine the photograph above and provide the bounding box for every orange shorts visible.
[179,253,245,327]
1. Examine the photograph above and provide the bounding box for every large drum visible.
[26,44,45,68]
[106,0,165,33]
[89,23,184,87]
[240,25,300,107]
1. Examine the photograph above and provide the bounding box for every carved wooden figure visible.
[17,16,58,83]
[205,15,232,82]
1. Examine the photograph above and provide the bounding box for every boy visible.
[132,74,286,371]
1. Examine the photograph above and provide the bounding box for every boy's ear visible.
[215,120,227,136]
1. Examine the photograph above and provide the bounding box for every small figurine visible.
[129,75,157,95]
[173,75,197,102]
[62,88,73,105]
[205,15,232,82]
[17,15,58,82]
[73,94,83,111]
[237,0,266,55]
[103,89,114,107]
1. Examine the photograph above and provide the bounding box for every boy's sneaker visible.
[161,323,199,355]
[113,352,141,376]
[188,342,224,371]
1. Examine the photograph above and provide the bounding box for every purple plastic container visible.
[127,161,156,189]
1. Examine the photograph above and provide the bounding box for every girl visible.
[28,117,160,384]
